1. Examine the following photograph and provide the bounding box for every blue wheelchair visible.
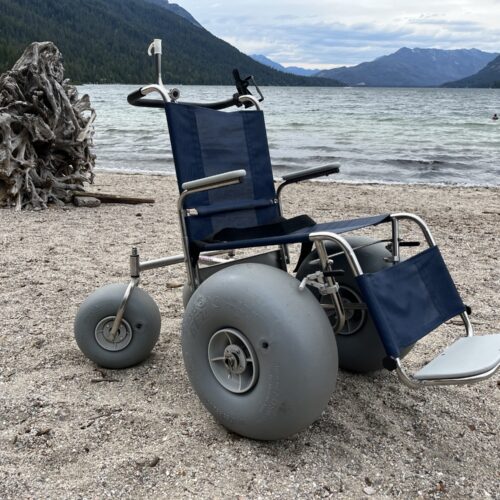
[75,40,500,440]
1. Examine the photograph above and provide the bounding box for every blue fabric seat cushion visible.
[193,213,391,251]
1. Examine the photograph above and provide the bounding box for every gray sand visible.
[0,173,499,499]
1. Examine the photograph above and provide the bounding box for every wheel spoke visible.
[322,303,336,310]
[345,317,353,335]
[210,356,225,362]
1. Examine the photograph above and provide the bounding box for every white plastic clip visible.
[148,39,162,56]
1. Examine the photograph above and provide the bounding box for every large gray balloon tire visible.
[182,263,338,441]
[74,283,161,369]
[296,236,411,373]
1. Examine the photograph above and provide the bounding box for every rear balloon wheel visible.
[182,263,338,440]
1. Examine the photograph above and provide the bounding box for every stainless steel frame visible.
[118,62,492,387]
[112,203,485,389]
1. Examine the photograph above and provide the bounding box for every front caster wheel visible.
[182,263,338,441]
[74,283,161,369]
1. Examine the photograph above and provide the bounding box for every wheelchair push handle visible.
[127,89,239,110]
[127,39,264,110]
[148,39,163,86]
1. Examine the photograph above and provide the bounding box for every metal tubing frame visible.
[309,231,365,334]
[309,231,364,277]
[111,92,263,333]
[395,358,499,388]
[140,84,170,103]
[109,277,140,339]
[310,212,484,388]
[109,247,237,339]
[389,213,481,386]
[238,94,261,110]
[177,175,247,290]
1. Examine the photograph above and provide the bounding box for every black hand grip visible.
[127,88,145,105]
[180,97,240,110]
[127,88,165,108]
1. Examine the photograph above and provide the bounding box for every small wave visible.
[385,158,445,167]
[297,145,338,153]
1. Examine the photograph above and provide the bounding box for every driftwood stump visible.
[0,42,96,209]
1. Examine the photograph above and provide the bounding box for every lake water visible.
[79,84,500,186]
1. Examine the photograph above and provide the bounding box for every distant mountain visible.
[442,55,500,88]
[317,48,498,87]
[145,0,203,28]
[251,54,320,77]
[0,0,343,86]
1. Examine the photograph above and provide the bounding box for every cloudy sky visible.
[177,0,500,68]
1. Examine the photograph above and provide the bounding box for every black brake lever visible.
[232,69,265,108]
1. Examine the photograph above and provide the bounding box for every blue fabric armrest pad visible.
[356,246,466,358]
[282,165,340,182]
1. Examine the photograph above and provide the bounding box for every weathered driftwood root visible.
[0,42,96,209]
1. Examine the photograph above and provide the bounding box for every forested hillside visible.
[0,0,343,86]
[443,55,500,88]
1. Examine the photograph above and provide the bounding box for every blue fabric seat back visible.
[165,103,280,243]
[356,246,466,358]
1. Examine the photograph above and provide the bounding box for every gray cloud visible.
[178,1,500,67]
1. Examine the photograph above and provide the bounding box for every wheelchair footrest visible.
[414,334,500,380]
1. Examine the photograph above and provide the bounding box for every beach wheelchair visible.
[74,40,500,440]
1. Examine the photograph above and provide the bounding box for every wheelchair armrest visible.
[181,170,246,192]
[281,164,340,184]
[277,165,340,207]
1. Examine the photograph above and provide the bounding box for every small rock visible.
[436,481,446,492]
[363,486,376,495]
[73,196,101,208]
[166,282,183,289]
[32,338,45,349]
[35,428,51,436]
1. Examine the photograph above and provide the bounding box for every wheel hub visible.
[322,286,366,336]
[223,345,247,374]
[95,316,133,351]
[208,328,259,394]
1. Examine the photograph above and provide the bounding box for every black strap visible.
[294,240,314,273]
[206,214,316,243]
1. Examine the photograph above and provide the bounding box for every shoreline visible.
[94,168,500,190]
[0,172,499,498]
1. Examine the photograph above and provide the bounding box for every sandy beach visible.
[0,172,499,499]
